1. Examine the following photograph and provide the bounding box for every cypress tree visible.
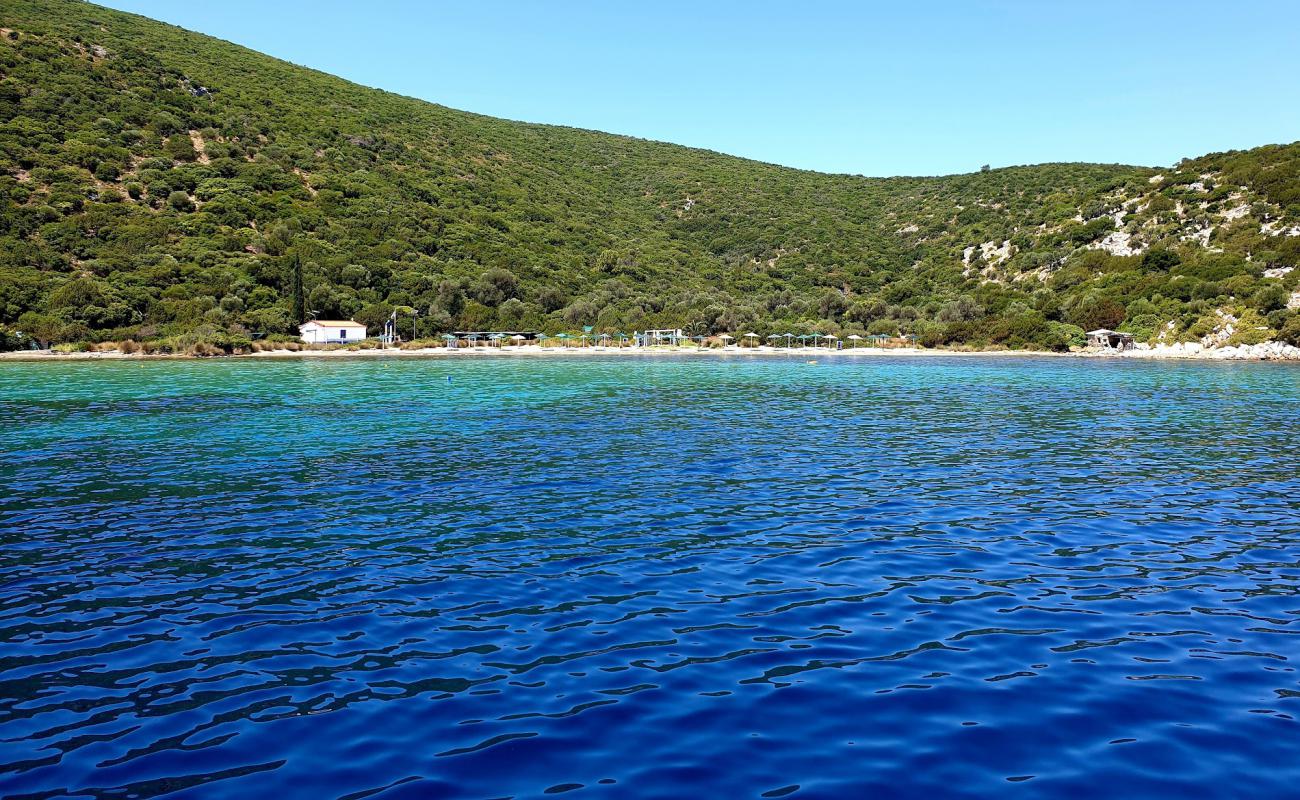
[290,250,306,324]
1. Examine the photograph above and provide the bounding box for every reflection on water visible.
[1,355,1298,798]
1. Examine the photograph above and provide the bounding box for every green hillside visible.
[2,0,1299,351]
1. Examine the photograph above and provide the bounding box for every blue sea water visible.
[1,354,1298,799]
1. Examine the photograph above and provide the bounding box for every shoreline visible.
[3,344,1297,363]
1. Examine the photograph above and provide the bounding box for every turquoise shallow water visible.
[1,354,1299,799]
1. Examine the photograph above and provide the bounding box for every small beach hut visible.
[1086,329,1134,349]
[299,319,367,344]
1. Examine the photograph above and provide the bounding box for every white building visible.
[299,319,368,344]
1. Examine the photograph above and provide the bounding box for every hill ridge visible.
[1,0,1298,352]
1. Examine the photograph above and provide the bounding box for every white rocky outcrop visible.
[1204,342,1300,360]
[1109,340,1300,361]
[1261,220,1300,237]
[1088,230,1144,256]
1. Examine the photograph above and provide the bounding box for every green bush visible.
[1,0,1297,354]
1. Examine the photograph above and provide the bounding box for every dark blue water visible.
[2,355,1299,799]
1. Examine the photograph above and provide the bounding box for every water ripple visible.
[1,356,1298,798]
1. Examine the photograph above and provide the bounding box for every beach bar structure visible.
[1086,329,1135,350]
[635,329,685,347]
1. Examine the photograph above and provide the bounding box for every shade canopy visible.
[847,334,862,340]
[744,332,759,338]
[719,334,733,340]
[825,334,838,339]
[511,334,526,341]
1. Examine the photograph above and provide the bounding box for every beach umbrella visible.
[783,333,794,348]
[442,333,456,348]
[825,333,838,350]
[744,333,759,348]
[848,334,862,348]
[811,333,821,348]
[557,332,570,347]
[511,334,526,346]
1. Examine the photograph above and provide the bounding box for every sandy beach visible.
[4,343,1298,362]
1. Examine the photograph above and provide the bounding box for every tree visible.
[290,250,306,324]
[1067,294,1126,331]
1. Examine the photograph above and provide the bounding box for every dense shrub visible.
[1,0,1297,355]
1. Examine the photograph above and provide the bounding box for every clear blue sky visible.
[98,0,1300,176]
